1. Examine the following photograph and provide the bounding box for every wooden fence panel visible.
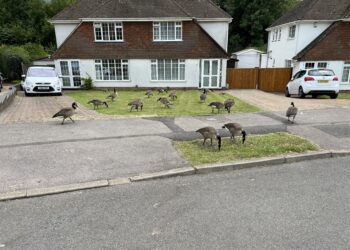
[226,68,292,92]
[258,68,292,92]
[227,68,258,89]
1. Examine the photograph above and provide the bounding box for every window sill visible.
[95,79,131,82]
[94,40,124,43]
[150,80,186,83]
[153,40,183,42]
[287,37,295,40]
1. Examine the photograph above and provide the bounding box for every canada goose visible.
[157,97,171,108]
[88,99,108,109]
[106,88,118,101]
[224,99,235,113]
[196,127,222,150]
[200,92,207,103]
[208,102,224,113]
[145,90,153,98]
[286,102,298,123]
[157,88,168,94]
[222,123,246,144]
[128,99,143,111]
[169,91,177,100]
[52,102,78,125]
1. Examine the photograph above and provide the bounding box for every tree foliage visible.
[214,0,298,52]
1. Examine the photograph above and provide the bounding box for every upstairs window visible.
[288,25,296,39]
[94,22,123,42]
[153,22,182,41]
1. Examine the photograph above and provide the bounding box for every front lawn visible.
[338,93,350,100]
[175,132,318,165]
[66,90,262,116]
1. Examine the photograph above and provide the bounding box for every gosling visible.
[128,99,143,112]
[52,102,78,125]
[168,91,177,101]
[286,102,298,123]
[222,123,247,144]
[88,99,108,109]
[208,102,224,113]
[224,99,235,113]
[196,127,222,151]
[157,97,171,108]
[157,88,168,94]
[106,88,118,102]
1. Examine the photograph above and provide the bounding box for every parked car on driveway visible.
[285,69,340,99]
[21,67,62,96]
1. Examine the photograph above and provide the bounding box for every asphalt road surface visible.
[1,156,350,249]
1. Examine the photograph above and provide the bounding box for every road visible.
[1,156,350,249]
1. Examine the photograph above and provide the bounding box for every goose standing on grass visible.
[106,88,118,102]
[128,99,143,112]
[157,97,171,108]
[208,102,224,113]
[169,91,177,101]
[145,90,153,98]
[224,99,235,113]
[200,92,207,103]
[196,127,222,150]
[88,99,108,109]
[286,102,298,123]
[52,102,78,125]
[222,123,246,144]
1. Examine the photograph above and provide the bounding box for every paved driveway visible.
[227,89,350,111]
[0,92,106,124]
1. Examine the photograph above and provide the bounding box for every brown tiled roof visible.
[52,21,229,59]
[270,0,350,28]
[293,21,350,61]
[51,0,231,21]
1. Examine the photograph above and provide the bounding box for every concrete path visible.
[227,89,350,111]
[1,107,350,194]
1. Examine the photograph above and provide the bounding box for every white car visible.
[21,67,62,96]
[285,69,340,99]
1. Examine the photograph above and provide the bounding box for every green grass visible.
[175,132,319,165]
[339,93,350,100]
[65,90,262,116]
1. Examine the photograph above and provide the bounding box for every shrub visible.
[82,76,93,90]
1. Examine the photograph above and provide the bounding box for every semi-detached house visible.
[50,0,232,89]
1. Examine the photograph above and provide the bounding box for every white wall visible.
[267,21,332,68]
[293,60,350,90]
[54,23,79,48]
[55,59,228,89]
[198,21,229,51]
[236,53,261,68]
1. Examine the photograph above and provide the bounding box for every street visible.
[1,156,350,249]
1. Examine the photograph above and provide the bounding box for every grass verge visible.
[175,132,319,165]
[65,90,262,116]
[338,93,350,100]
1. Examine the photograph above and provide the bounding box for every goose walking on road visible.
[286,102,298,123]
[52,102,78,125]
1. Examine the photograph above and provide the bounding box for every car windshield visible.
[308,69,334,76]
[27,68,56,77]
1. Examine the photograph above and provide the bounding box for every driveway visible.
[227,89,350,111]
[0,91,106,124]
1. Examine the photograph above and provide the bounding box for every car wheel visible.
[330,93,338,99]
[285,87,291,97]
[298,87,305,98]
[25,91,30,97]
[312,94,318,99]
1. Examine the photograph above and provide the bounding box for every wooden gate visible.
[226,68,292,92]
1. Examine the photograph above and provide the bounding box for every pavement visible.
[1,104,350,196]
[1,156,350,249]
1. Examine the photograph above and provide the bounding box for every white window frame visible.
[95,59,129,81]
[151,59,185,81]
[94,22,123,42]
[59,60,81,88]
[153,22,182,41]
[317,62,327,69]
[285,60,292,68]
[278,28,282,41]
[288,25,296,39]
[341,61,350,82]
[305,62,315,69]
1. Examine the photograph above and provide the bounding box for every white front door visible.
[59,60,81,88]
[201,59,221,88]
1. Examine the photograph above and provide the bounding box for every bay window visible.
[95,59,129,81]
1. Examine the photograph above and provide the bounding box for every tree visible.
[214,0,298,52]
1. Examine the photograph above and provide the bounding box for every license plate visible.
[318,80,329,83]
[38,87,49,90]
